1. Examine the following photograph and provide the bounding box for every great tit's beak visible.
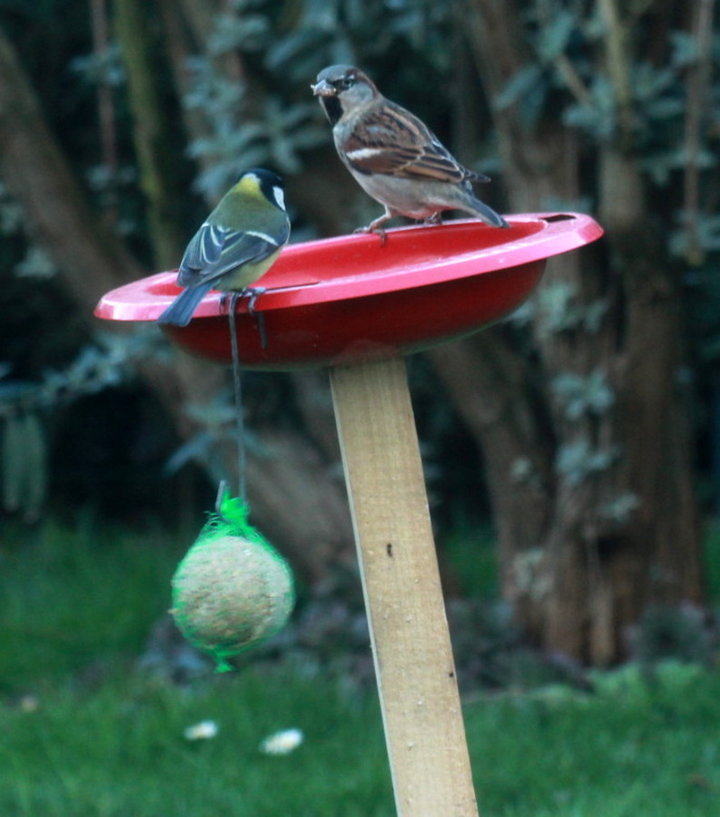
[311,79,335,97]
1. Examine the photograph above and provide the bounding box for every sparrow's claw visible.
[354,221,386,235]
[354,223,387,246]
[422,212,443,226]
[355,206,399,246]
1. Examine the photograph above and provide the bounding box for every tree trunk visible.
[432,0,704,663]
[113,0,190,268]
[0,29,144,306]
[0,23,353,581]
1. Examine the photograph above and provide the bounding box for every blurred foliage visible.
[179,0,464,199]
[0,331,168,521]
[627,603,717,667]
[551,368,615,421]
[1,409,45,522]
[0,0,719,538]
[183,55,328,199]
[441,522,498,598]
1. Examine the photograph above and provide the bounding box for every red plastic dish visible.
[94,212,603,370]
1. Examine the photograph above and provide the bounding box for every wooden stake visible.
[330,356,479,817]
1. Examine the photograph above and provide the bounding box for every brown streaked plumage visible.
[312,65,507,235]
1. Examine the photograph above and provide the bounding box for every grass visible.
[0,517,181,690]
[468,664,720,816]
[0,671,392,817]
[2,520,720,815]
[702,522,720,602]
[2,663,719,816]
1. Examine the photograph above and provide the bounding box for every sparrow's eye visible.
[336,75,356,91]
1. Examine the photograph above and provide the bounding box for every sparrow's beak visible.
[311,79,335,97]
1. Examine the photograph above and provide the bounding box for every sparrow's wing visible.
[342,102,490,184]
[177,220,289,287]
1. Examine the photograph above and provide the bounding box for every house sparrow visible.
[158,169,290,327]
[312,65,508,236]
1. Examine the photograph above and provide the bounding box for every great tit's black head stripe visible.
[246,168,286,209]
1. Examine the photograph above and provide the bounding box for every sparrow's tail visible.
[157,281,213,327]
[461,188,509,229]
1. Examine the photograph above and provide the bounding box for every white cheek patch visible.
[272,186,285,210]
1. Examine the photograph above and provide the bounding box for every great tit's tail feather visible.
[157,282,213,327]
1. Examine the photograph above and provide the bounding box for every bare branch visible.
[596,0,634,146]
[683,0,716,265]
[114,0,190,268]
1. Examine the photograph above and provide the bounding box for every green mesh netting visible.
[171,490,295,672]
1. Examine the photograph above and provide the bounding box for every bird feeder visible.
[95,212,603,817]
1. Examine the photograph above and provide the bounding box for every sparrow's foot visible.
[354,223,388,246]
[422,212,443,226]
[355,206,399,246]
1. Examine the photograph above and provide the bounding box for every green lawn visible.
[0,518,181,689]
[2,664,719,816]
[1,521,719,816]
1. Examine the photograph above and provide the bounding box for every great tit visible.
[157,169,290,327]
[312,65,508,236]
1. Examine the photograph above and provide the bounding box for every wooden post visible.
[330,356,479,817]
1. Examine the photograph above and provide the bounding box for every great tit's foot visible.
[221,290,267,349]
[219,291,243,324]
[220,291,242,313]
[243,286,266,315]
[243,287,268,350]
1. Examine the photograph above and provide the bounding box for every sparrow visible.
[157,169,290,327]
[311,65,508,235]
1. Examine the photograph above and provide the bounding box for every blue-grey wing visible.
[176,222,287,287]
